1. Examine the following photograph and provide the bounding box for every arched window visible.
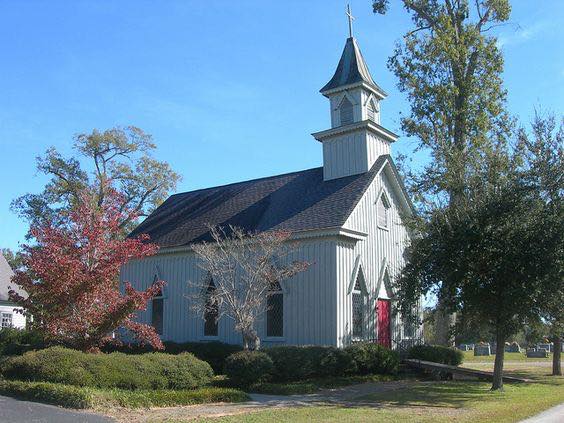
[377,192,390,229]
[267,282,283,337]
[339,96,354,126]
[151,276,164,335]
[352,275,365,338]
[204,279,219,337]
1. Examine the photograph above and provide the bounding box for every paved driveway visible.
[0,395,113,423]
[521,403,564,423]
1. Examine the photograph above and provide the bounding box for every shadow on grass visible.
[355,381,493,409]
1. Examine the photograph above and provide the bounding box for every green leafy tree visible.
[519,114,564,376]
[11,126,181,235]
[372,0,514,347]
[397,115,563,390]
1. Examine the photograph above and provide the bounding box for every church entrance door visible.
[377,299,391,348]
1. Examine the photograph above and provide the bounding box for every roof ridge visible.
[170,166,323,198]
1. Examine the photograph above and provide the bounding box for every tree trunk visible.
[241,327,260,351]
[491,331,506,391]
[552,337,562,376]
[434,301,456,346]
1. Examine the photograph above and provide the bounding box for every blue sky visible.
[1,1,563,251]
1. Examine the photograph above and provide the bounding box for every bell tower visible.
[313,5,398,181]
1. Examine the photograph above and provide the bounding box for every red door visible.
[377,299,391,348]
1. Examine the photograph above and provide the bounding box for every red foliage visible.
[9,188,165,352]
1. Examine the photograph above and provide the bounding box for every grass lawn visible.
[248,374,402,395]
[461,350,553,363]
[194,361,563,423]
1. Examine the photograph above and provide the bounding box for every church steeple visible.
[319,36,385,97]
[312,5,398,181]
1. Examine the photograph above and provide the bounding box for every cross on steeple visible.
[346,4,355,38]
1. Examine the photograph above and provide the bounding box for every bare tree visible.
[189,226,310,350]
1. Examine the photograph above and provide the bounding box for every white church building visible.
[122,30,421,349]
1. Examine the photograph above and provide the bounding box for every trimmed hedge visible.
[224,350,274,387]
[164,341,243,373]
[0,380,249,409]
[407,344,464,366]
[104,341,242,374]
[0,346,213,390]
[0,380,93,409]
[94,386,249,408]
[0,328,45,356]
[344,343,400,375]
[262,344,398,383]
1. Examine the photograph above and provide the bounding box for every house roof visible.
[320,37,386,95]
[130,156,394,248]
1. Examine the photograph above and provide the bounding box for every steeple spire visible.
[313,16,398,181]
[319,14,386,97]
[346,4,355,38]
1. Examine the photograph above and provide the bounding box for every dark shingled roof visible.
[130,156,390,248]
[320,37,385,94]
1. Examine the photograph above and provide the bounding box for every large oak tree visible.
[11,126,180,235]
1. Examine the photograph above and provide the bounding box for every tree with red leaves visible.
[9,187,165,352]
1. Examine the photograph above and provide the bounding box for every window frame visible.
[265,282,284,340]
[203,279,219,339]
[351,276,366,340]
[151,278,165,336]
[376,190,391,231]
[1,312,13,329]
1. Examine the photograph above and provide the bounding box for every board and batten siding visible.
[336,165,420,348]
[323,132,391,181]
[121,238,340,347]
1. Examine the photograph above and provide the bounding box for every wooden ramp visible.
[404,359,532,383]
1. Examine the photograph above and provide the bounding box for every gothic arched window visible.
[204,279,219,337]
[151,276,164,336]
[352,273,365,338]
[339,96,354,126]
[267,282,283,337]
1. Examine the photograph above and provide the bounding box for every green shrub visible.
[95,386,249,408]
[264,346,357,382]
[224,350,273,387]
[164,341,243,373]
[0,328,45,356]
[344,343,400,375]
[0,380,248,409]
[103,340,242,374]
[407,344,463,366]
[0,346,213,390]
[0,380,93,409]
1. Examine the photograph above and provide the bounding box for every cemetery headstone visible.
[474,344,491,356]
[526,348,548,358]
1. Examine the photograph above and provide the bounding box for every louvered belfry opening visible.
[339,96,354,125]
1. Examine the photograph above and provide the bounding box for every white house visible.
[122,31,422,349]
[0,253,26,330]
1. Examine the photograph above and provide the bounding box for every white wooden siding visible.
[337,167,420,347]
[121,238,340,347]
[323,132,391,181]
